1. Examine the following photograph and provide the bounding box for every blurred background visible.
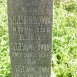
[0,0,77,77]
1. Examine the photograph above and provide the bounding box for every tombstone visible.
[7,0,53,77]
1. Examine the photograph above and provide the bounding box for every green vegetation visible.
[0,0,11,77]
[0,0,77,77]
[52,0,77,77]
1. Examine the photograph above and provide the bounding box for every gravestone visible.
[7,0,53,77]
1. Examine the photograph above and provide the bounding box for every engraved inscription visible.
[9,15,51,24]
[10,26,51,33]
[15,66,50,73]
[11,43,50,51]
[8,0,52,77]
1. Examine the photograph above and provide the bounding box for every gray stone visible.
[7,0,53,77]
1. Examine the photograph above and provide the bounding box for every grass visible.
[0,0,11,77]
[0,0,77,77]
[52,0,77,77]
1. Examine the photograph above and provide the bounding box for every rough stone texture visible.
[7,0,53,77]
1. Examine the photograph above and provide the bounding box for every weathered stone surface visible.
[7,0,53,77]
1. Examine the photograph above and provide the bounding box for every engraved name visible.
[9,15,51,24]
[15,66,50,73]
[11,43,50,51]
